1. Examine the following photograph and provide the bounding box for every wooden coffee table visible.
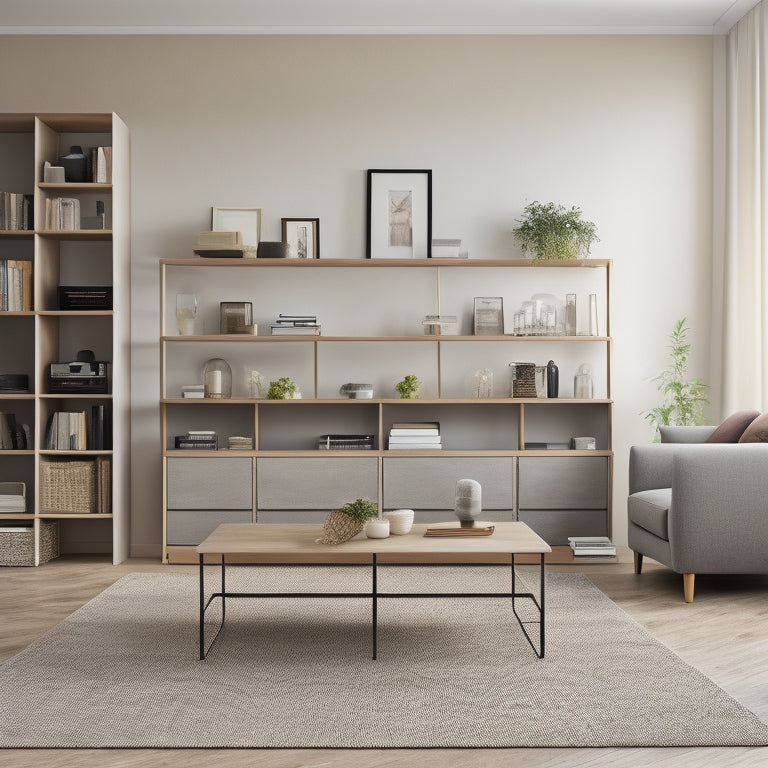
[196,521,551,660]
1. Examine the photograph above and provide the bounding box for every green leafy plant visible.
[513,201,599,261]
[338,497,378,523]
[395,374,421,399]
[266,376,297,400]
[643,318,709,438]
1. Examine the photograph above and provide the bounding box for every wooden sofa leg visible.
[633,551,643,574]
[683,573,695,603]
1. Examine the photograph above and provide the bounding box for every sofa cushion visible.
[739,412,768,443]
[628,488,671,541]
[707,410,761,443]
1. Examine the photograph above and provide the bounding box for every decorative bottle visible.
[546,360,559,398]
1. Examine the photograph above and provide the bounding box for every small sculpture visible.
[454,478,482,528]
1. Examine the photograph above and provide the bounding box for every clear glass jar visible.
[203,358,232,399]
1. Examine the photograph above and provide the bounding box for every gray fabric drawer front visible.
[166,509,253,545]
[628,488,671,540]
[382,457,514,510]
[256,457,378,510]
[519,509,607,546]
[167,457,253,510]
[518,457,608,509]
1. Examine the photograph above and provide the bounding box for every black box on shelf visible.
[58,286,113,311]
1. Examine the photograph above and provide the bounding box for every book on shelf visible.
[318,434,375,450]
[388,443,443,450]
[45,197,81,231]
[389,422,440,435]
[568,536,617,557]
[277,313,317,323]
[96,456,111,514]
[181,384,205,398]
[270,324,321,335]
[44,411,87,451]
[525,442,571,450]
[0,191,33,231]
[388,435,442,446]
[0,259,33,311]
[89,404,112,450]
[91,146,113,183]
[175,430,218,450]
[226,436,253,450]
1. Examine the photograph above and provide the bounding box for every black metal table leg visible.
[372,553,378,660]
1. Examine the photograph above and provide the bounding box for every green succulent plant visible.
[339,498,378,523]
[266,376,297,400]
[395,374,421,399]
[513,201,599,261]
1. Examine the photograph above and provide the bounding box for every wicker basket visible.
[318,510,364,544]
[510,362,538,398]
[0,520,59,566]
[39,458,97,514]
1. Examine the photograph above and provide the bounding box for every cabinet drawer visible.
[382,457,514,510]
[518,509,608,546]
[167,457,253,510]
[166,509,253,545]
[518,457,608,509]
[256,457,379,510]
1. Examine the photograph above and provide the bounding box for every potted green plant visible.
[513,201,599,261]
[266,376,298,399]
[319,497,379,544]
[643,318,709,440]
[395,374,421,399]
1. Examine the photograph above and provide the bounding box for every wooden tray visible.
[424,525,495,537]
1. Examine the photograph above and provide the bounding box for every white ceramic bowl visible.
[365,518,390,538]
[384,508,415,535]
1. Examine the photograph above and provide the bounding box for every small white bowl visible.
[365,519,390,538]
[384,508,414,535]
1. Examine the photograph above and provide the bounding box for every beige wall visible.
[0,34,716,555]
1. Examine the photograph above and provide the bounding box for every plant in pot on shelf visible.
[643,317,709,441]
[395,374,421,399]
[318,497,378,545]
[513,201,599,261]
[266,376,299,400]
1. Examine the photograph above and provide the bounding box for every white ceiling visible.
[0,0,759,36]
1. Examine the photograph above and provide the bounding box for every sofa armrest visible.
[669,444,768,573]
[629,444,688,494]
[659,425,717,443]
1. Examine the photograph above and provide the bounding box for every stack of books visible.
[181,384,204,399]
[227,436,253,450]
[0,482,25,514]
[174,430,217,450]
[318,434,375,450]
[271,314,321,336]
[388,422,442,450]
[0,191,33,231]
[568,536,617,559]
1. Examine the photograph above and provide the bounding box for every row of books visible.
[0,191,33,231]
[43,405,111,451]
[271,313,321,336]
[0,259,33,311]
[388,421,442,450]
[318,434,374,450]
[91,146,113,184]
[44,197,80,231]
[0,412,31,450]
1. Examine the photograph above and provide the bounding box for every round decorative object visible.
[384,508,414,535]
[454,478,482,528]
[339,382,374,399]
[365,518,390,538]
[202,358,232,399]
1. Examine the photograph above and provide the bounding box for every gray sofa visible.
[628,425,768,602]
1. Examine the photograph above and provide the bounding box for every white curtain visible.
[723,2,768,412]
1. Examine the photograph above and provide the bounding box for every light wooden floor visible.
[2,551,767,768]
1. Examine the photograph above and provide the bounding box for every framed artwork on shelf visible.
[212,207,262,247]
[366,169,432,259]
[281,217,320,259]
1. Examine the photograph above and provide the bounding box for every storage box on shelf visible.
[160,257,613,564]
[0,113,129,565]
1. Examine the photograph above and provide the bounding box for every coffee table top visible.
[196,521,551,556]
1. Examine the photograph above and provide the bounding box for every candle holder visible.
[203,358,232,399]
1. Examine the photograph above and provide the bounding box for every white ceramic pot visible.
[365,518,390,538]
[384,508,414,535]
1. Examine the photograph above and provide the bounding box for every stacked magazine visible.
[568,536,616,557]
[388,422,442,450]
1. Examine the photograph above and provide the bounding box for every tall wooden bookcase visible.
[0,113,130,564]
[160,257,612,564]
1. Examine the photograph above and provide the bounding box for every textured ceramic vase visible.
[454,479,482,528]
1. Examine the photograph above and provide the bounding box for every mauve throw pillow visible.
[706,409,761,443]
[739,412,768,443]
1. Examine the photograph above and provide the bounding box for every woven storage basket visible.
[511,362,538,398]
[318,510,364,544]
[0,520,59,566]
[39,458,97,514]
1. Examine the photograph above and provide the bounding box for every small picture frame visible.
[219,302,253,334]
[281,218,320,259]
[367,169,432,259]
[212,207,262,247]
[474,297,504,336]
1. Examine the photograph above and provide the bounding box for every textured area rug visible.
[1,567,767,748]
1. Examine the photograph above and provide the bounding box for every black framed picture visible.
[281,218,320,259]
[366,169,432,259]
